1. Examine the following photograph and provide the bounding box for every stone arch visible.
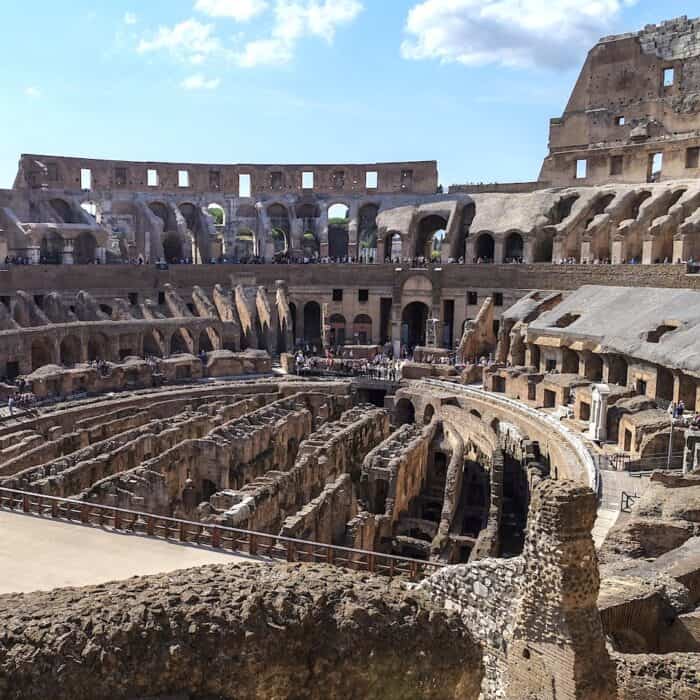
[329,314,346,346]
[60,335,82,366]
[234,227,257,259]
[149,202,173,230]
[358,203,379,262]
[449,202,475,260]
[268,204,290,257]
[533,231,554,262]
[143,329,165,358]
[199,330,214,353]
[328,203,350,259]
[504,232,524,262]
[383,231,403,261]
[395,398,416,426]
[401,301,429,350]
[303,301,322,348]
[475,233,495,262]
[415,214,448,260]
[74,232,97,264]
[170,328,193,356]
[40,232,64,264]
[207,203,226,227]
[87,333,109,362]
[353,314,372,345]
[163,233,184,264]
[31,338,53,371]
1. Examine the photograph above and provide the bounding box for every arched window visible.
[475,233,495,263]
[353,314,372,345]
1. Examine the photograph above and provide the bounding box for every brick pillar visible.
[504,480,618,700]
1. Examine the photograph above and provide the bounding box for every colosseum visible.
[1,13,700,700]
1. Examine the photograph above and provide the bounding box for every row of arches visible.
[28,327,222,372]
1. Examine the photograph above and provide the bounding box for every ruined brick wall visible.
[420,479,618,699]
[541,16,700,186]
[14,154,439,195]
[0,563,483,700]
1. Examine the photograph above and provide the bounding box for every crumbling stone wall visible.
[0,563,483,700]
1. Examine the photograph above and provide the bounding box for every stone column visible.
[494,238,505,264]
[319,206,329,258]
[62,241,74,265]
[611,238,624,265]
[588,383,611,442]
[580,239,592,263]
[347,202,360,260]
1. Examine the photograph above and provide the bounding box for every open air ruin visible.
[1,13,700,700]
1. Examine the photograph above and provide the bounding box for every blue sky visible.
[0,0,695,189]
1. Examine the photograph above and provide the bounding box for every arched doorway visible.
[268,204,290,258]
[504,232,524,262]
[74,232,97,264]
[423,404,435,423]
[353,314,372,345]
[358,204,379,262]
[199,329,215,353]
[328,203,350,259]
[416,215,448,261]
[143,329,165,358]
[31,339,53,370]
[170,329,192,355]
[303,301,322,349]
[163,234,184,263]
[329,314,346,346]
[402,302,429,350]
[60,335,81,366]
[40,232,64,264]
[475,233,495,263]
[395,398,415,426]
[87,333,108,362]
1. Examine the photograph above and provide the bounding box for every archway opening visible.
[207,204,225,227]
[402,302,429,350]
[328,203,350,259]
[423,404,435,423]
[170,329,192,356]
[504,232,524,262]
[143,330,164,358]
[358,204,379,263]
[40,232,64,265]
[416,215,448,261]
[163,234,184,264]
[199,330,215,353]
[268,204,290,259]
[234,228,256,259]
[87,334,108,362]
[561,347,579,375]
[303,301,322,349]
[353,314,372,345]
[475,233,495,263]
[31,339,53,371]
[329,314,346,347]
[60,335,81,367]
[74,232,97,264]
[50,199,78,224]
[395,398,415,426]
[608,355,628,386]
[149,202,172,231]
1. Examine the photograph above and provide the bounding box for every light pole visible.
[667,412,675,470]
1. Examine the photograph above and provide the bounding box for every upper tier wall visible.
[14,155,439,196]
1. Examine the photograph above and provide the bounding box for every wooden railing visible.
[0,487,443,581]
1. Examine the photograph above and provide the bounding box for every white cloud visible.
[235,0,363,67]
[124,11,138,25]
[236,38,293,67]
[24,87,41,98]
[195,0,269,22]
[181,74,221,90]
[274,0,363,43]
[137,19,221,62]
[401,0,636,70]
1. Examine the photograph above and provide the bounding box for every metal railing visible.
[0,487,442,581]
